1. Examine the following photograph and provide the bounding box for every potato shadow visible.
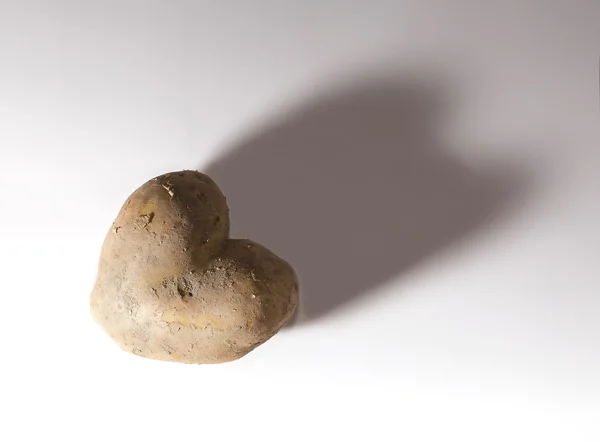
[204,77,525,326]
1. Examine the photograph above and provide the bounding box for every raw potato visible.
[90,170,299,364]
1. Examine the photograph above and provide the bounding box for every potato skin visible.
[90,171,298,364]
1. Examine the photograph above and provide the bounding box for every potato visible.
[90,170,299,364]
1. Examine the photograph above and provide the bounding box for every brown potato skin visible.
[90,170,298,364]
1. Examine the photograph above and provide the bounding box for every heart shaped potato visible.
[90,170,298,364]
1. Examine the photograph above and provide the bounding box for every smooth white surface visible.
[1,1,599,441]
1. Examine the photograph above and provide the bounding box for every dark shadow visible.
[203,76,525,326]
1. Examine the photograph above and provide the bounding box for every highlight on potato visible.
[90,170,299,364]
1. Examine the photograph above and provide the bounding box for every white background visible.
[1,1,599,441]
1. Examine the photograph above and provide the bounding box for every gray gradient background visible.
[1,1,599,440]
